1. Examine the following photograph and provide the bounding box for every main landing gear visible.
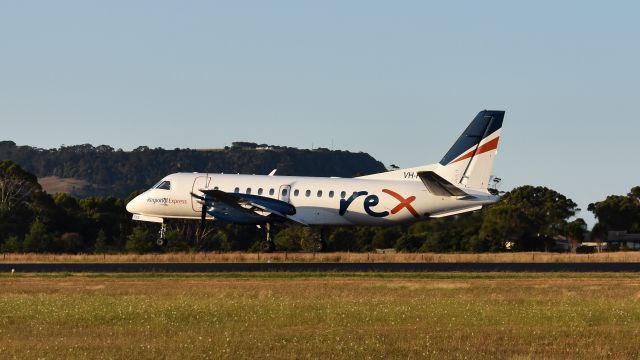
[157,223,167,246]
[259,223,275,252]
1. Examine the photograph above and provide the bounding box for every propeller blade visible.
[190,192,206,201]
[199,203,207,236]
[190,192,210,237]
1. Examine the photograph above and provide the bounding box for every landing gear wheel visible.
[157,222,167,247]
[260,240,275,253]
[259,223,275,252]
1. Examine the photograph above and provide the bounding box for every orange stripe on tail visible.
[450,137,500,164]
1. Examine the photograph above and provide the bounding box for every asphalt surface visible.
[1,262,640,273]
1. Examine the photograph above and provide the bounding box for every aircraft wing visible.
[192,189,298,224]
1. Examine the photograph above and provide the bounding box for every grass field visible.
[1,273,640,359]
[2,251,638,263]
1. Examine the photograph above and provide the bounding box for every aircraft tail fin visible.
[436,110,504,191]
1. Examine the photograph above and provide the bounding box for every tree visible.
[55,232,84,253]
[0,161,43,243]
[125,227,153,253]
[200,230,229,251]
[394,234,423,252]
[326,227,358,251]
[299,227,325,252]
[565,218,587,251]
[274,227,303,251]
[0,235,22,253]
[477,186,579,251]
[588,187,640,233]
[475,206,522,251]
[80,196,129,249]
[591,223,608,251]
[23,219,54,252]
[213,225,262,251]
[371,227,403,250]
[164,229,191,252]
[0,160,41,212]
[407,212,483,252]
[94,229,109,253]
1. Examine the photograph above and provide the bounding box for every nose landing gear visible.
[157,223,167,246]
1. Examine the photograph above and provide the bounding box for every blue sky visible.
[1,1,639,226]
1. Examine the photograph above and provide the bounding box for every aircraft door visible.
[278,185,291,203]
[191,176,212,212]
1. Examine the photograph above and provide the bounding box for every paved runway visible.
[2,262,640,273]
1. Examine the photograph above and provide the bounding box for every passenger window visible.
[340,191,346,198]
[258,188,263,195]
[155,181,171,190]
[234,187,240,193]
[305,190,311,197]
[317,190,323,197]
[269,188,275,196]
[329,191,334,198]
[294,189,300,197]
[282,188,288,197]
[246,188,252,194]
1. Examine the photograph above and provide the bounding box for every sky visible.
[1,1,639,226]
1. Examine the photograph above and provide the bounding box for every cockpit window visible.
[154,181,171,190]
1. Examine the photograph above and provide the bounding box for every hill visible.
[0,141,387,198]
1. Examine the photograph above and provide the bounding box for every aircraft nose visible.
[126,196,140,214]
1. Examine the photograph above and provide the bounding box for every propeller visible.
[190,192,210,238]
[200,203,207,236]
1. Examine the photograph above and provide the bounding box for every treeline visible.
[0,141,386,198]
[3,160,638,253]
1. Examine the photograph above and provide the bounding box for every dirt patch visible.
[38,176,92,196]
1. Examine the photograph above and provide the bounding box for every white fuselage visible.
[126,172,499,226]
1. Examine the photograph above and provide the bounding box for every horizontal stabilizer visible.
[430,205,483,218]
[418,171,468,197]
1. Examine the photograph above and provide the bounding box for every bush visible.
[371,228,402,250]
[56,232,84,253]
[93,229,110,253]
[1,235,22,253]
[165,230,191,252]
[274,227,303,251]
[125,227,153,253]
[394,234,424,252]
[23,219,54,252]
[326,228,354,251]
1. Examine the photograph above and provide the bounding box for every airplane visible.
[126,110,505,251]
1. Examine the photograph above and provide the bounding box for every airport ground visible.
[1,272,639,359]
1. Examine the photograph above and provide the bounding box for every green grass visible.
[1,273,640,359]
